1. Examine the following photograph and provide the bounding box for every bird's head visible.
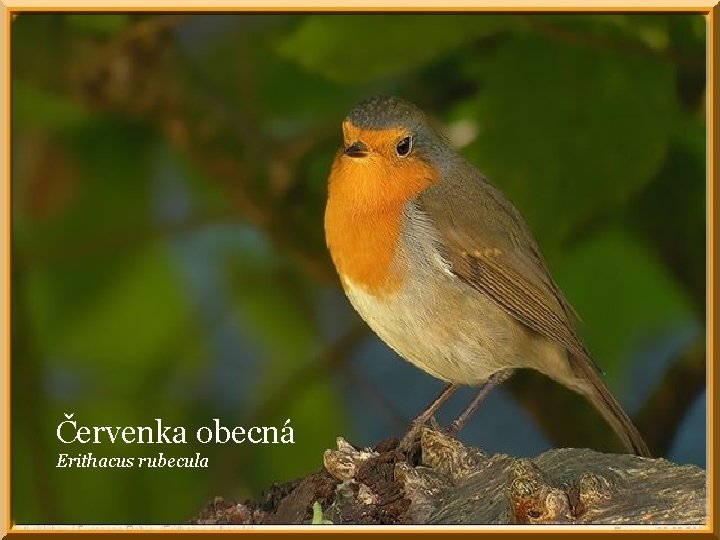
[328,96,444,210]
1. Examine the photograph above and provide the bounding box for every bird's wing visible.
[417,163,591,363]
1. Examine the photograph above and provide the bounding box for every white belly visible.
[341,270,532,386]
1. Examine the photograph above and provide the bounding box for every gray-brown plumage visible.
[419,167,650,457]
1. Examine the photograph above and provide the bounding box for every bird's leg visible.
[399,383,459,451]
[448,369,515,436]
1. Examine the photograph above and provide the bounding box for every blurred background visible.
[11,13,706,524]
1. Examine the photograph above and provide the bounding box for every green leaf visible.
[226,246,318,364]
[463,33,678,250]
[525,14,672,51]
[13,80,92,130]
[277,15,517,84]
[54,244,190,373]
[65,14,130,36]
[312,501,333,525]
[554,227,695,395]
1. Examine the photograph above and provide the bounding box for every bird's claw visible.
[398,424,422,454]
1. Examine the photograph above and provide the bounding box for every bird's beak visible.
[344,141,368,158]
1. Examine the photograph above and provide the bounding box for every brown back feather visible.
[418,161,650,456]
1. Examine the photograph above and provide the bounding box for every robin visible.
[324,95,651,457]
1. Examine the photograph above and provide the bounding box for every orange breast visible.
[324,136,439,297]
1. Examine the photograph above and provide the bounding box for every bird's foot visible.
[398,416,448,458]
[398,419,424,455]
[398,383,461,456]
[446,418,462,437]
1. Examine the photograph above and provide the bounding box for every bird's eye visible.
[396,136,412,157]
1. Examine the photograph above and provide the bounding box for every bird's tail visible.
[571,355,652,458]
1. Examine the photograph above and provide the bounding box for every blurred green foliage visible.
[11,13,705,524]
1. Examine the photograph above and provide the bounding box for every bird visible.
[324,95,651,457]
